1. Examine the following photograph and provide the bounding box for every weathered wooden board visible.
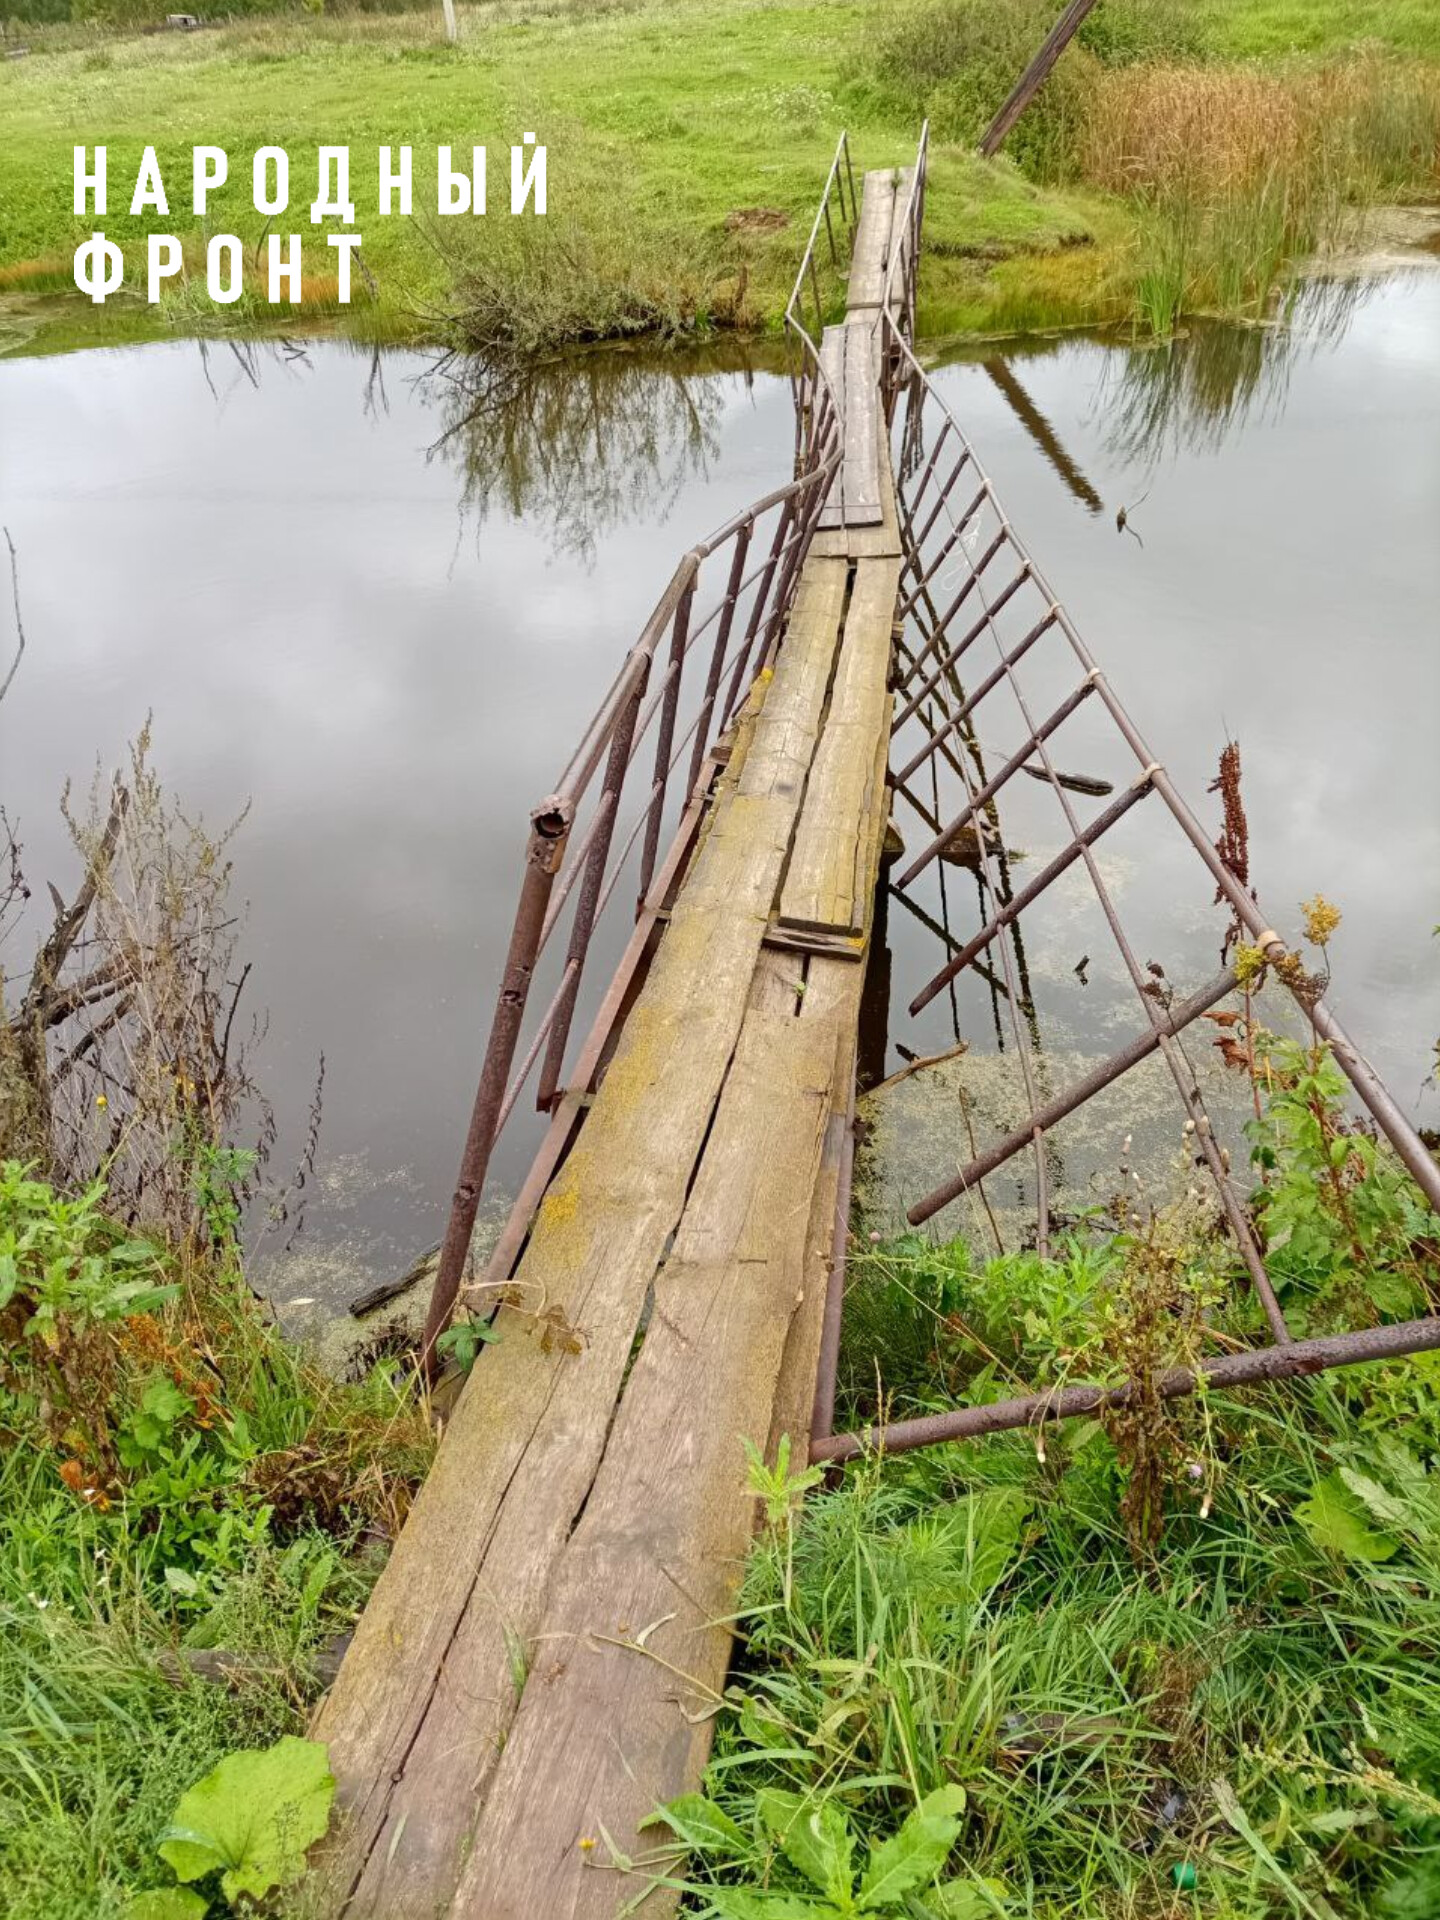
[848,167,898,309]
[778,556,902,934]
[314,562,849,1919]
[812,414,902,559]
[447,995,837,1917]
[769,701,894,1459]
[818,319,884,531]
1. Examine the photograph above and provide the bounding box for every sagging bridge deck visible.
[314,131,1440,1917]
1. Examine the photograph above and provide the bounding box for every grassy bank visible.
[3,0,1437,358]
[659,1016,1440,1920]
[0,0,1106,358]
[0,1163,434,1917]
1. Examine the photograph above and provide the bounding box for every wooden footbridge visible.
[314,128,1440,1917]
[313,143,915,1919]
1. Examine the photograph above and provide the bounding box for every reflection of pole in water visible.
[982,359,1103,516]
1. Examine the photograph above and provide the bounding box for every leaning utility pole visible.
[979,0,1100,158]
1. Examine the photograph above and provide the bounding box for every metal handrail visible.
[809,121,1440,1458]
[420,133,861,1364]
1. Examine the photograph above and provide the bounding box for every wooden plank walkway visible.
[313,172,905,1920]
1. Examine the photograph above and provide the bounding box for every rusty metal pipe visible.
[906,417,956,515]
[422,800,572,1369]
[538,667,648,1110]
[637,581,695,903]
[688,523,752,797]
[901,477,988,615]
[812,1312,1440,1463]
[894,607,1058,788]
[896,678,1095,888]
[911,776,1155,1016]
[894,546,1021,728]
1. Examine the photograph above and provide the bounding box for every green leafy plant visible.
[1247,1034,1440,1329]
[181,1138,258,1256]
[0,1163,174,1344]
[1295,1437,1438,1568]
[126,1891,208,1919]
[436,1313,501,1373]
[745,1434,827,1608]
[656,1784,976,1917]
[154,1735,334,1907]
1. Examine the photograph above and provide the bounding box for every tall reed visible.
[1079,53,1440,324]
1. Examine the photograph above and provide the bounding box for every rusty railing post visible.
[687,522,752,798]
[537,661,650,1110]
[422,798,572,1370]
[637,572,696,903]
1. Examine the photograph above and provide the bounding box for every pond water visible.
[1,261,1435,1304]
[866,267,1440,1235]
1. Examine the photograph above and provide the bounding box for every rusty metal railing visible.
[420,136,858,1365]
[808,125,1440,1462]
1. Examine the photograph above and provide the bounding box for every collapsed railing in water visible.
[420,135,859,1364]
[808,123,1440,1463]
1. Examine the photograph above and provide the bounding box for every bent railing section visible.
[421,136,859,1363]
[807,124,1440,1461]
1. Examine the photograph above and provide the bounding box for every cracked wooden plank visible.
[313,560,849,1920]
[817,318,884,531]
[778,556,902,935]
[847,166,898,309]
[447,993,837,1918]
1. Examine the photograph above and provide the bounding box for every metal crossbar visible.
[808,124,1440,1461]
[420,136,859,1365]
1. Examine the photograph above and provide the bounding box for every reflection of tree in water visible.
[417,349,734,564]
[1100,276,1375,466]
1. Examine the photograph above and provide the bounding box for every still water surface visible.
[1,268,1435,1301]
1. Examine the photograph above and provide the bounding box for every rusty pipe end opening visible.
[531,797,573,839]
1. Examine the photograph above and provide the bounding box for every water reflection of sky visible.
[1,269,1435,1301]
[892,269,1440,1148]
[0,339,795,1300]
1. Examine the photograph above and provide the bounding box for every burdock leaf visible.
[157,1735,334,1902]
[124,1893,208,1920]
[1295,1475,1399,1563]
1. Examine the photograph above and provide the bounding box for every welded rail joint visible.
[806,120,1440,1460]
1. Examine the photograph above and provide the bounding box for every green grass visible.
[0,0,1106,357]
[2,0,1437,357]
[661,1026,1440,1918]
[0,1163,434,1918]
[679,1381,1440,1918]
[1194,0,1440,59]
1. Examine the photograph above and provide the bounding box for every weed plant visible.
[0,1162,434,1917]
[662,1017,1440,1918]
